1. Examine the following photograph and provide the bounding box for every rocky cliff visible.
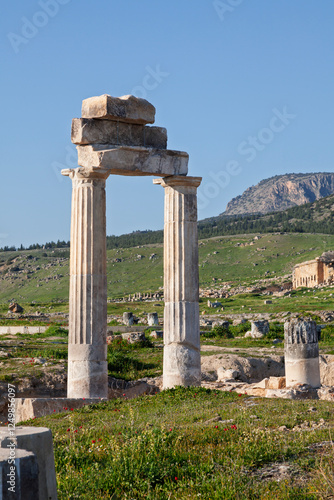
[222,172,334,216]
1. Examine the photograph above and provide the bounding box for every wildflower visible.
[92,440,95,443]
[67,428,70,432]
[79,426,83,429]
[74,430,78,433]
[53,410,56,412]
[224,428,228,431]
[238,394,242,397]
[215,425,218,429]
[175,477,178,481]
[98,438,102,441]
[70,408,74,411]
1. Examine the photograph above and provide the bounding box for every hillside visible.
[2,232,334,303]
[222,172,334,216]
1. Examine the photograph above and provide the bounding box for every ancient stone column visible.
[62,167,110,398]
[154,176,202,388]
[284,320,321,388]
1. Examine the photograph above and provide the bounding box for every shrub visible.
[202,325,234,339]
[267,322,284,340]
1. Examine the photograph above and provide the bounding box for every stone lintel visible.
[82,94,155,124]
[71,118,167,149]
[76,145,189,177]
[153,176,202,188]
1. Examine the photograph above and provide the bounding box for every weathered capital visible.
[61,167,110,181]
[153,175,202,189]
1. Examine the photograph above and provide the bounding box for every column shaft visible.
[155,176,202,388]
[67,169,108,398]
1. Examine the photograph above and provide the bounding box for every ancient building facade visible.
[292,251,334,288]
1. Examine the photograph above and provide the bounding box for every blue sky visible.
[1,0,334,247]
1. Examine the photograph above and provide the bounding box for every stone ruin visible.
[61,93,202,396]
[284,320,321,388]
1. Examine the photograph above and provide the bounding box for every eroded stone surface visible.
[82,94,155,124]
[155,177,202,388]
[77,145,188,177]
[285,320,321,388]
[72,118,167,148]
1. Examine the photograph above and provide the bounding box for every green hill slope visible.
[2,232,334,303]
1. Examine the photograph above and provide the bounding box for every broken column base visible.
[163,344,201,389]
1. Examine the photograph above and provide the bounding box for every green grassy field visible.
[2,232,334,303]
[21,388,334,499]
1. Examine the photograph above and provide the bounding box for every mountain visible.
[222,172,334,216]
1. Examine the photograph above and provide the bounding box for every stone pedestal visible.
[62,168,109,398]
[154,176,202,388]
[284,320,321,388]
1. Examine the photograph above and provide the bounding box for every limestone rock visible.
[249,320,269,338]
[121,332,146,343]
[217,368,240,382]
[82,94,156,124]
[147,312,159,326]
[72,118,167,149]
[76,144,189,177]
[8,302,23,313]
[123,312,134,326]
[150,330,163,339]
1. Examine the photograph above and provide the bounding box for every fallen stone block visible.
[0,448,39,500]
[15,398,106,422]
[82,94,155,124]
[266,376,286,390]
[0,426,57,500]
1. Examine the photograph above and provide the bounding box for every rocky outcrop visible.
[223,173,334,216]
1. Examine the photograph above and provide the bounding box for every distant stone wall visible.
[293,259,320,288]
[0,326,48,335]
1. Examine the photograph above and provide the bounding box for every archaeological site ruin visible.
[62,93,202,397]
[293,251,334,288]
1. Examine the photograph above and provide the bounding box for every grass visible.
[20,387,334,499]
[3,232,334,302]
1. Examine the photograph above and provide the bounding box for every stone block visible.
[0,427,57,500]
[250,320,269,338]
[150,330,163,339]
[121,332,145,343]
[266,376,286,390]
[15,398,106,422]
[123,312,134,326]
[0,448,39,500]
[147,312,159,326]
[72,118,167,149]
[82,94,155,124]
[76,145,188,177]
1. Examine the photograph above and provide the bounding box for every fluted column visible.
[154,176,202,388]
[62,167,110,398]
